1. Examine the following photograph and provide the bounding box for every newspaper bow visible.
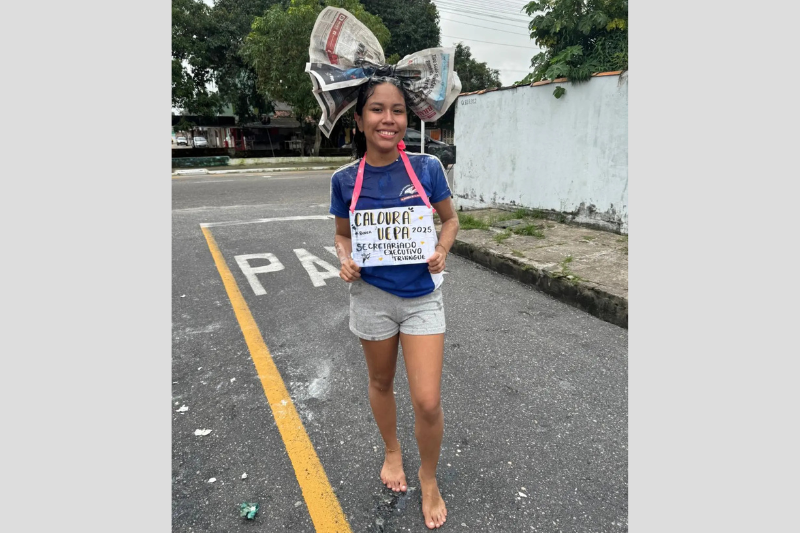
[306,6,462,138]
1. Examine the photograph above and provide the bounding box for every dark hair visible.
[352,78,408,159]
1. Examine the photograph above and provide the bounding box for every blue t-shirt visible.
[330,153,452,298]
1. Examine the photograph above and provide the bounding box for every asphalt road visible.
[172,169,628,532]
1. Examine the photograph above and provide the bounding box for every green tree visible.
[172,0,224,122]
[434,43,501,131]
[359,0,440,61]
[519,0,627,93]
[206,0,283,124]
[453,43,502,93]
[242,0,390,155]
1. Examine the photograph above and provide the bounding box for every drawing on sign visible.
[349,205,437,267]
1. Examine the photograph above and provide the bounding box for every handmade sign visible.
[350,205,437,267]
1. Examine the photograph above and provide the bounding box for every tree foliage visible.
[172,0,223,119]
[205,0,283,124]
[518,0,627,86]
[172,0,284,125]
[242,0,390,154]
[453,43,502,94]
[359,0,440,62]
[434,43,502,130]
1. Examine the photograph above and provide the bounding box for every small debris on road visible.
[239,502,259,519]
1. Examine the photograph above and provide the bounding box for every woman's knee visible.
[368,372,395,392]
[413,396,442,422]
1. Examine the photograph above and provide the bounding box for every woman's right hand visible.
[339,258,362,282]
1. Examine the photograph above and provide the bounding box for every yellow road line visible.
[201,226,352,533]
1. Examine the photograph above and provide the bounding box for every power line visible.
[441,34,539,49]
[439,16,531,36]
[433,0,532,21]
[439,8,529,27]
[436,7,531,27]
[476,0,532,9]
[434,0,531,15]
[433,0,531,17]
[437,11,530,30]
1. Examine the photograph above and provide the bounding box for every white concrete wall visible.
[453,72,628,233]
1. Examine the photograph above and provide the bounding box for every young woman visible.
[329,78,459,530]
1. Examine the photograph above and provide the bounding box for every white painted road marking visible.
[293,249,340,287]
[235,254,286,296]
[202,217,345,294]
[201,215,333,228]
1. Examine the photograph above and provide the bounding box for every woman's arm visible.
[428,197,459,274]
[334,216,361,282]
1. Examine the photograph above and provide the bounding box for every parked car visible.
[192,136,208,148]
[402,128,448,153]
[176,136,188,146]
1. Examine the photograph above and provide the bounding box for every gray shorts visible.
[348,280,446,341]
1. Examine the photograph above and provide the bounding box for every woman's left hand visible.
[427,245,447,274]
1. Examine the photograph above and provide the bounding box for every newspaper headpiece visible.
[306,7,462,138]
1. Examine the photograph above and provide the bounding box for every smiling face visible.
[354,82,407,157]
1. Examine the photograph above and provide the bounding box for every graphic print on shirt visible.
[399,184,421,202]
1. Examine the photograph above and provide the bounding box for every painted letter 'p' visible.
[235,253,285,295]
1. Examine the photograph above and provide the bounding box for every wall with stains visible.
[452,72,628,234]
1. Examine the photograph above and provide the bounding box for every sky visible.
[431,0,541,86]
[198,0,540,87]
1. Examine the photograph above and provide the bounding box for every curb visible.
[172,165,341,176]
[450,240,628,329]
[173,169,209,175]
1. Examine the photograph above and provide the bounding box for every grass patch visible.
[511,224,545,238]
[457,212,490,230]
[557,255,584,283]
[617,235,628,255]
[582,235,596,241]
[510,208,547,219]
[488,210,527,225]
[511,249,525,258]
[493,231,512,244]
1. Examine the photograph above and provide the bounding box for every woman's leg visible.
[361,334,407,492]
[399,332,447,529]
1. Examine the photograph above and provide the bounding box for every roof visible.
[171,114,236,127]
[238,116,301,129]
[458,70,626,97]
[273,101,293,112]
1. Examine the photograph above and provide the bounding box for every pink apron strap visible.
[349,157,367,213]
[349,147,435,213]
[398,150,434,212]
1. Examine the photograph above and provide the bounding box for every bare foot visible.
[419,468,447,529]
[380,446,407,492]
